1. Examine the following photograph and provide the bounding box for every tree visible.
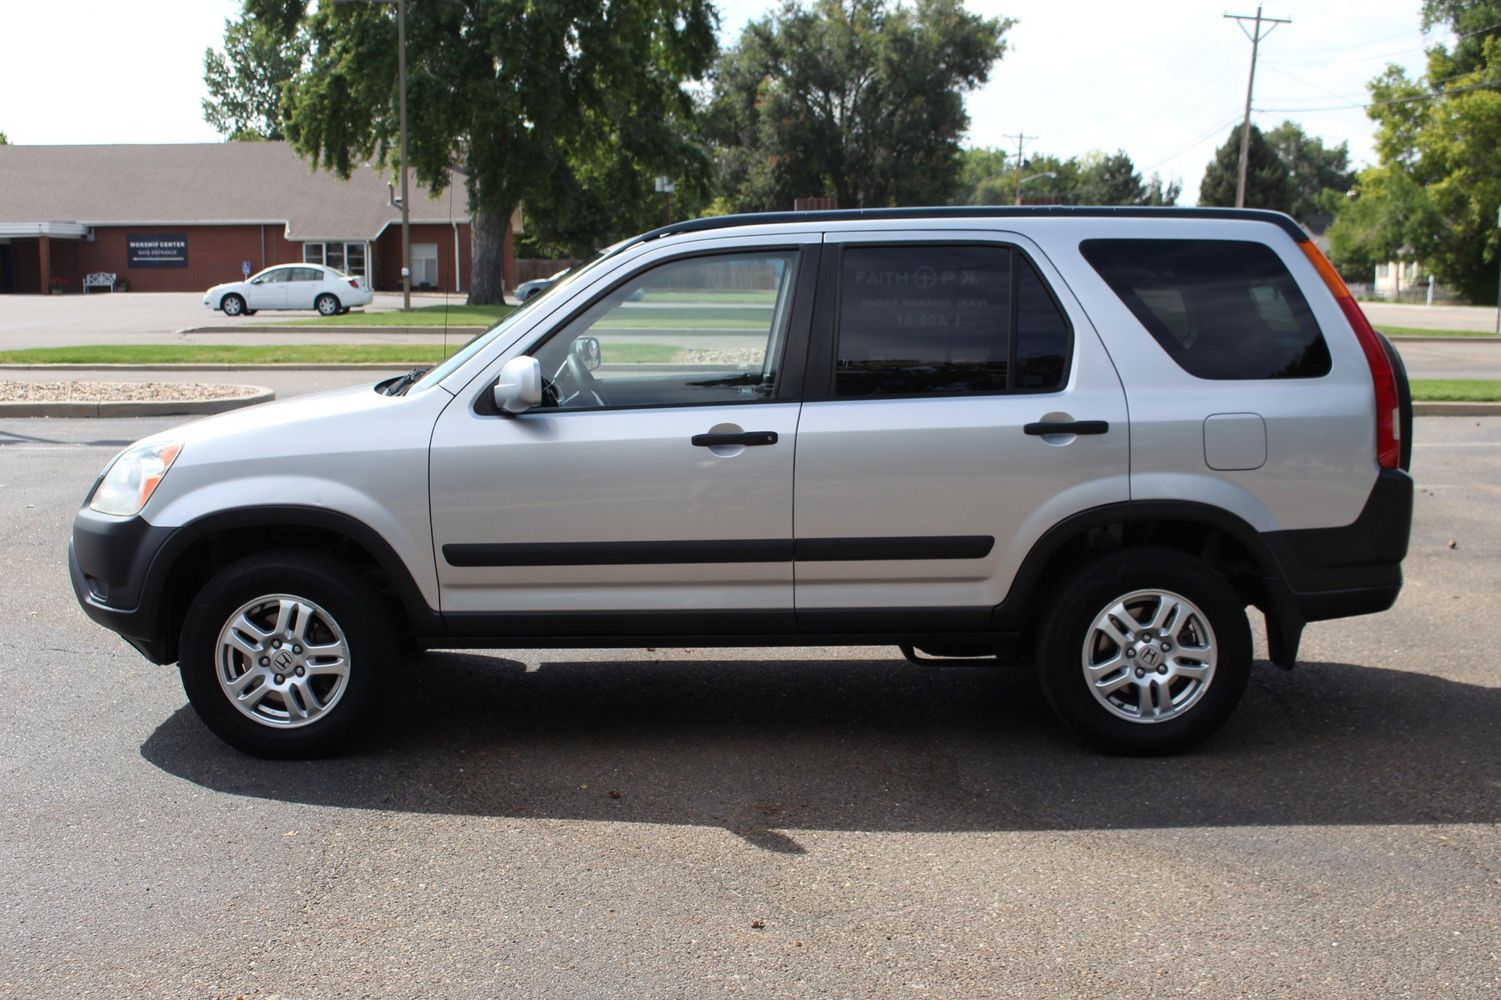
[0,130,7,144]
[202,15,307,141]
[709,0,1010,212]
[954,147,1179,206]
[1264,121,1354,223]
[1327,2,1501,300]
[246,0,717,303]
[1326,166,1444,279]
[1198,125,1295,213]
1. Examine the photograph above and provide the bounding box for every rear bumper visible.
[1263,468,1412,623]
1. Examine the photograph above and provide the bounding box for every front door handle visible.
[691,431,779,447]
[1024,420,1109,436]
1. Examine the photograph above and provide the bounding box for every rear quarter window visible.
[1080,238,1331,380]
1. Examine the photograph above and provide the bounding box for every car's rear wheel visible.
[315,293,340,316]
[1036,547,1251,754]
[221,293,246,316]
[178,550,393,757]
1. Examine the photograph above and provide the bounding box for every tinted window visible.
[290,267,323,282]
[835,245,1069,397]
[1080,239,1331,380]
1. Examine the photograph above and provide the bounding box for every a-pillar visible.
[38,235,51,294]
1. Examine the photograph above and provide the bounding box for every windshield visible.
[408,241,627,394]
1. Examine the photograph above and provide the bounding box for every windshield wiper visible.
[381,367,430,396]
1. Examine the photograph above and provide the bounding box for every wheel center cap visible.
[272,650,296,671]
[1137,645,1163,669]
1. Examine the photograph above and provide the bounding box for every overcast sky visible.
[0,0,1443,205]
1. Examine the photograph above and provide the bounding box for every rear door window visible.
[833,244,1071,397]
[1080,239,1330,380]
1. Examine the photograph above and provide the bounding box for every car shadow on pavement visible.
[141,652,1501,853]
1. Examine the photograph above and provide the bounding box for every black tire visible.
[243,309,258,316]
[315,293,340,316]
[221,293,246,316]
[1035,547,1251,755]
[338,306,351,314]
[178,550,395,758]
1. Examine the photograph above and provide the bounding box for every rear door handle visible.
[691,431,779,447]
[1023,420,1109,436]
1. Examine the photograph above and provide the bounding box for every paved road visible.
[1362,300,1500,332]
[0,291,474,349]
[0,416,1497,997]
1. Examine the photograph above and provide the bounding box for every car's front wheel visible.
[315,293,341,316]
[1036,547,1251,755]
[178,550,394,757]
[220,293,246,316]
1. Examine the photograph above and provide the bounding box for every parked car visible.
[514,268,570,302]
[74,207,1412,758]
[204,263,374,317]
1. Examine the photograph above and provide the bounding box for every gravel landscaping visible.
[0,380,265,403]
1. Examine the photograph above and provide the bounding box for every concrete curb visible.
[1411,401,1501,416]
[0,387,275,418]
[188,325,488,336]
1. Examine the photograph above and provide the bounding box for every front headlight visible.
[89,441,182,517]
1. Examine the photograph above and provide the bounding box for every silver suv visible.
[69,207,1413,757]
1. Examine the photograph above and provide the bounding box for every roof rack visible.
[630,205,1308,245]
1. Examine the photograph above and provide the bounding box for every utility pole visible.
[1004,132,1038,205]
[396,0,411,311]
[1225,6,1289,208]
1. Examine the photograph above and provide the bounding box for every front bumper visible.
[69,508,177,663]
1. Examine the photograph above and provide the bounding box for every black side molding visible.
[443,535,996,567]
[1024,420,1109,436]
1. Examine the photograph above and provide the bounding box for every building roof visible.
[0,142,467,241]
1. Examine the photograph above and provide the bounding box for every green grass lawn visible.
[4,346,1498,401]
[1410,379,1501,401]
[0,342,680,365]
[1378,326,1499,338]
[247,303,512,327]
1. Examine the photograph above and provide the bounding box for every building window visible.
[412,244,439,289]
[302,242,369,280]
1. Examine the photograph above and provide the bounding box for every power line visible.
[1226,6,1292,207]
[1257,75,1501,113]
[1002,132,1039,205]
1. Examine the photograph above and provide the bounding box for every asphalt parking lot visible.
[1,415,1498,998]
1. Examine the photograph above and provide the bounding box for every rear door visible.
[285,267,325,309]
[792,230,1129,625]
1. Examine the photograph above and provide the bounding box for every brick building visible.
[0,142,514,295]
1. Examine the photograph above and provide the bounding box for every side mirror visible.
[573,335,602,371]
[492,356,542,416]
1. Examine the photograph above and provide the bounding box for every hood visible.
[133,380,450,458]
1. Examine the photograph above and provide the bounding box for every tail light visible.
[348,279,361,289]
[1298,240,1401,470]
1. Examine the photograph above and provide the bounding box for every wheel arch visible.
[994,500,1303,667]
[146,505,442,664]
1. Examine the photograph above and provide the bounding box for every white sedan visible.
[204,263,375,317]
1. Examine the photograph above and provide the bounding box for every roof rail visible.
[628,205,1308,245]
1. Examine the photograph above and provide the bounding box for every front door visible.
[792,231,1130,622]
[245,267,290,309]
[429,244,816,633]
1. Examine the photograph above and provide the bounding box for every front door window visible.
[528,251,799,410]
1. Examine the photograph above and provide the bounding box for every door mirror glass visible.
[573,336,602,371]
[492,356,543,415]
